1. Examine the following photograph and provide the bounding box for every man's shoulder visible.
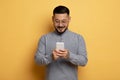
[40,32,54,38]
[69,30,83,37]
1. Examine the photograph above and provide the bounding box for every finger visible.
[57,51,64,54]
[54,49,58,52]
[59,49,65,52]
[56,53,63,56]
[53,50,60,54]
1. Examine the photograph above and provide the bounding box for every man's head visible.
[52,5,71,34]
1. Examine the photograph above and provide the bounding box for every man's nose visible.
[58,22,63,26]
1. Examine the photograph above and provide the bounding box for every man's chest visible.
[45,35,78,54]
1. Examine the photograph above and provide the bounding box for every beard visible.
[55,26,68,35]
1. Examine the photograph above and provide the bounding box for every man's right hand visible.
[52,49,60,60]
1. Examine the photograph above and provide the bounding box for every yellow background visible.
[0,0,120,80]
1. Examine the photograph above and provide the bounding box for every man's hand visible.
[52,49,69,60]
[52,49,60,60]
[58,49,69,59]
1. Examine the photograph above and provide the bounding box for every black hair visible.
[53,5,70,15]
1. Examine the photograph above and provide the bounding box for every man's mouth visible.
[57,26,65,29]
[58,27,64,28]
[58,27,64,30]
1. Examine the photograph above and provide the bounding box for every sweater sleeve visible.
[35,36,53,65]
[68,35,88,66]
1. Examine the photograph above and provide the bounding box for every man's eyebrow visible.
[55,19,67,20]
[55,19,59,20]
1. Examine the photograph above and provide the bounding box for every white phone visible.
[56,42,64,50]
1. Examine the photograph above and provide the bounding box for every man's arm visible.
[68,35,88,66]
[35,36,53,65]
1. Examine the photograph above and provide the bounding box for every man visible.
[35,5,88,80]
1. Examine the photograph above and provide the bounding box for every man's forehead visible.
[53,13,69,20]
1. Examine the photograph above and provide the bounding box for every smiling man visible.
[35,5,88,80]
[52,9,70,34]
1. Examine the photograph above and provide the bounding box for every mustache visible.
[57,26,65,28]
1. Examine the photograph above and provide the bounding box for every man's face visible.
[52,13,70,34]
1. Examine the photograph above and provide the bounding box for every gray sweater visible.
[35,29,88,80]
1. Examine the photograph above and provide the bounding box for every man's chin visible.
[57,31,64,34]
[56,29,67,35]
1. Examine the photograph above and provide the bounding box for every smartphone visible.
[56,42,64,50]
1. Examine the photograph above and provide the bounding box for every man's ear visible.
[52,16,54,22]
[69,16,71,22]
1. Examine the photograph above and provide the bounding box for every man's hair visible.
[53,5,70,15]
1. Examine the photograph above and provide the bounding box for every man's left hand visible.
[56,49,69,59]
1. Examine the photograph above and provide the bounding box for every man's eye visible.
[55,20,59,23]
[54,20,67,24]
[62,21,66,23]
